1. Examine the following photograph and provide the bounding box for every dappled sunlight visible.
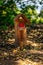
[27,40,32,44]
[27,40,39,47]
[4,52,8,56]
[26,40,33,46]
[7,38,15,44]
[31,43,39,46]
[15,59,42,65]
[29,49,43,54]
[28,8,32,14]
[12,49,18,54]
[28,36,33,38]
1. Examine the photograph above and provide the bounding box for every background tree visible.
[0,0,43,30]
[0,0,20,30]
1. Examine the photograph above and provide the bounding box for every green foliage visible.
[0,0,19,30]
[0,25,8,30]
[39,10,43,17]
[0,0,43,30]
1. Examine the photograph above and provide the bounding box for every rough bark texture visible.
[14,14,29,49]
[15,21,27,49]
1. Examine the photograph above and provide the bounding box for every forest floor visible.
[0,24,43,65]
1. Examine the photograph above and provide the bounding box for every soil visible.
[0,24,43,65]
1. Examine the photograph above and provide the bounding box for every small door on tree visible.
[19,22,25,27]
[18,22,25,30]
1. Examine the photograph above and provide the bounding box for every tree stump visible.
[14,14,30,50]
